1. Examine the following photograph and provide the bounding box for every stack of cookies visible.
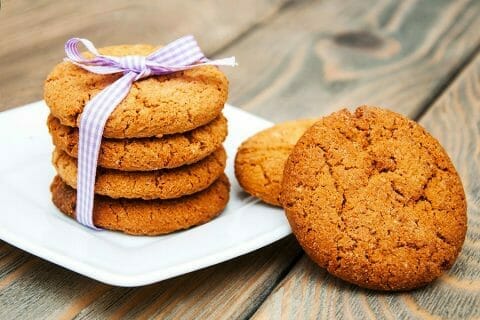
[44,44,230,235]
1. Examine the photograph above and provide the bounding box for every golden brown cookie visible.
[281,106,467,291]
[53,147,226,200]
[44,44,229,138]
[235,119,316,206]
[47,114,228,171]
[51,174,230,235]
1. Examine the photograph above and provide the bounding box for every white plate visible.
[0,101,290,286]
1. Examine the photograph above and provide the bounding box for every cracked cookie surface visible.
[51,174,230,235]
[44,44,229,138]
[48,114,227,171]
[281,106,467,291]
[53,147,226,200]
[235,119,316,206]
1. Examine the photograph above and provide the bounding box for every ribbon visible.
[64,36,236,229]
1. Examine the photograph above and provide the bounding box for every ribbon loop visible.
[64,36,236,229]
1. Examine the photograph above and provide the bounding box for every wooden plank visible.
[0,0,288,110]
[220,0,480,121]
[1,0,480,319]
[251,53,480,320]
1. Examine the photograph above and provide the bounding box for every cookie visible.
[51,174,230,235]
[44,44,229,138]
[235,119,316,206]
[281,106,467,291]
[48,114,228,171]
[53,147,226,200]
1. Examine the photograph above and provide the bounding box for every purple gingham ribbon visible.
[64,36,236,229]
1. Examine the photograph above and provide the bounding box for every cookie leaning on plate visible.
[44,45,229,139]
[235,119,316,206]
[53,147,226,200]
[51,174,230,235]
[281,106,467,291]
[47,114,228,171]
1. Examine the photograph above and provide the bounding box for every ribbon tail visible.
[75,72,137,229]
[203,56,237,67]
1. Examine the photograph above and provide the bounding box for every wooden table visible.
[1,0,479,318]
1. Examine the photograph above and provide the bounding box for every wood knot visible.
[333,31,383,49]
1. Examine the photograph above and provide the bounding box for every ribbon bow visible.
[64,36,236,229]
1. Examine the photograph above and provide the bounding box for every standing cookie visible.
[281,106,467,291]
[235,119,316,206]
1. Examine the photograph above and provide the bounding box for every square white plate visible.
[0,101,290,286]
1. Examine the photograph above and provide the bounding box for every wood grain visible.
[0,0,479,319]
[252,53,480,320]
[220,0,480,121]
[0,0,288,110]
